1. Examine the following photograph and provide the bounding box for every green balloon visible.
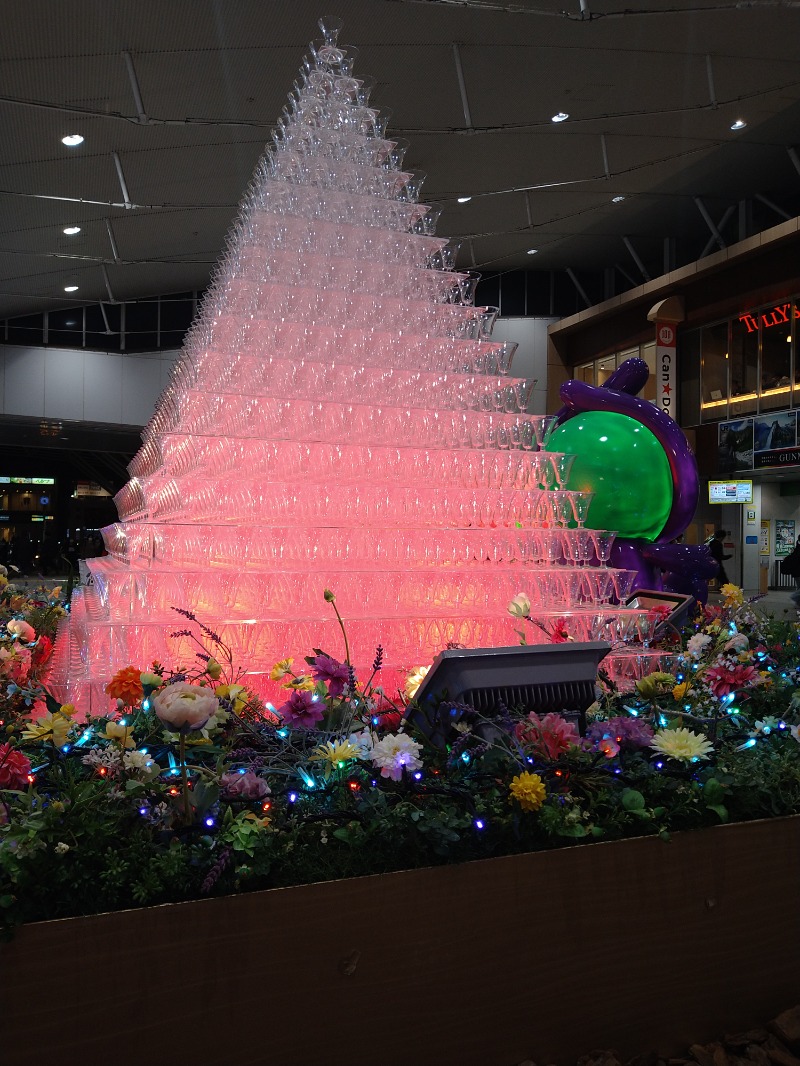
[545,411,673,540]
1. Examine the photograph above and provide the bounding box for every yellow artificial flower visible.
[635,672,677,699]
[215,683,248,714]
[21,711,72,749]
[508,771,547,812]
[404,665,430,700]
[672,681,691,701]
[140,672,163,690]
[720,583,744,608]
[102,721,136,749]
[205,657,222,681]
[309,738,362,778]
[287,675,315,691]
[270,658,294,681]
[48,586,62,600]
[0,575,7,590]
[60,703,76,717]
[651,727,714,763]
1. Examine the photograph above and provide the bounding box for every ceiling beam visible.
[754,192,791,221]
[122,51,148,125]
[622,237,650,282]
[451,44,473,130]
[565,268,591,309]
[694,196,726,251]
[699,205,734,258]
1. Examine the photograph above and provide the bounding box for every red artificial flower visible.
[0,743,32,790]
[31,635,53,669]
[704,662,761,699]
[515,711,580,761]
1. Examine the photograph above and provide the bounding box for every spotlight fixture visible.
[457,196,472,203]
[64,285,79,292]
[551,112,569,123]
[61,134,84,146]
[730,119,746,131]
[612,195,626,203]
[526,248,538,255]
[63,226,81,235]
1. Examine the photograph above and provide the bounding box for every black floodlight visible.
[408,641,610,746]
[623,589,696,640]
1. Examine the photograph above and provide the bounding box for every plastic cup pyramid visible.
[47,19,666,709]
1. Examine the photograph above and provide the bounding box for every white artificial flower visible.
[724,633,749,654]
[508,592,531,618]
[686,633,712,659]
[54,842,70,855]
[370,732,423,782]
[346,729,375,759]
[123,749,156,774]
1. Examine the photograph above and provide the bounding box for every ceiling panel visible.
[1,0,800,319]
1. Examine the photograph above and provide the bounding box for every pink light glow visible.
[46,23,649,709]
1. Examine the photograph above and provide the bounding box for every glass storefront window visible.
[700,322,729,414]
[728,314,758,416]
[575,362,594,385]
[760,304,792,410]
[596,357,614,385]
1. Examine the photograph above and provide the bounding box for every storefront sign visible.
[655,322,677,418]
[753,447,800,468]
[739,302,799,333]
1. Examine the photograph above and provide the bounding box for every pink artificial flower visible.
[278,689,325,729]
[597,736,621,759]
[704,662,761,699]
[515,711,580,761]
[311,654,350,698]
[0,644,32,684]
[152,682,219,732]
[0,742,32,789]
[220,771,271,800]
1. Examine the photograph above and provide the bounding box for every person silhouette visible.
[708,530,732,586]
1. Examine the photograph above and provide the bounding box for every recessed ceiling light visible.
[63,226,81,235]
[64,285,79,292]
[612,195,626,203]
[61,134,84,146]
[457,196,472,203]
[551,112,569,123]
[526,248,538,255]
[730,119,746,131]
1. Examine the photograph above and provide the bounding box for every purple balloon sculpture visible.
[555,357,716,603]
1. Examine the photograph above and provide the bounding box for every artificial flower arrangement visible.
[1,582,800,937]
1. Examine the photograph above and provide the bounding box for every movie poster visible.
[718,418,754,472]
[753,410,798,468]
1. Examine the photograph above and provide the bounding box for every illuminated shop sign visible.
[0,477,55,485]
[738,302,799,333]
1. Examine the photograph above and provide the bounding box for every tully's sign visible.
[739,302,799,332]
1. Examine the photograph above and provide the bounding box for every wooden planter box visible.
[4,816,800,1066]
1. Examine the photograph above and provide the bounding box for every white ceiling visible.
[3,0,800,319]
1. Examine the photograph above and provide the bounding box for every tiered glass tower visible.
[49,19,654,709]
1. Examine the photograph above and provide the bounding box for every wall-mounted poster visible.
[753,410,799,468]
[775,519,796,556]
[761,520,770,556]
[718,418,754,473]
